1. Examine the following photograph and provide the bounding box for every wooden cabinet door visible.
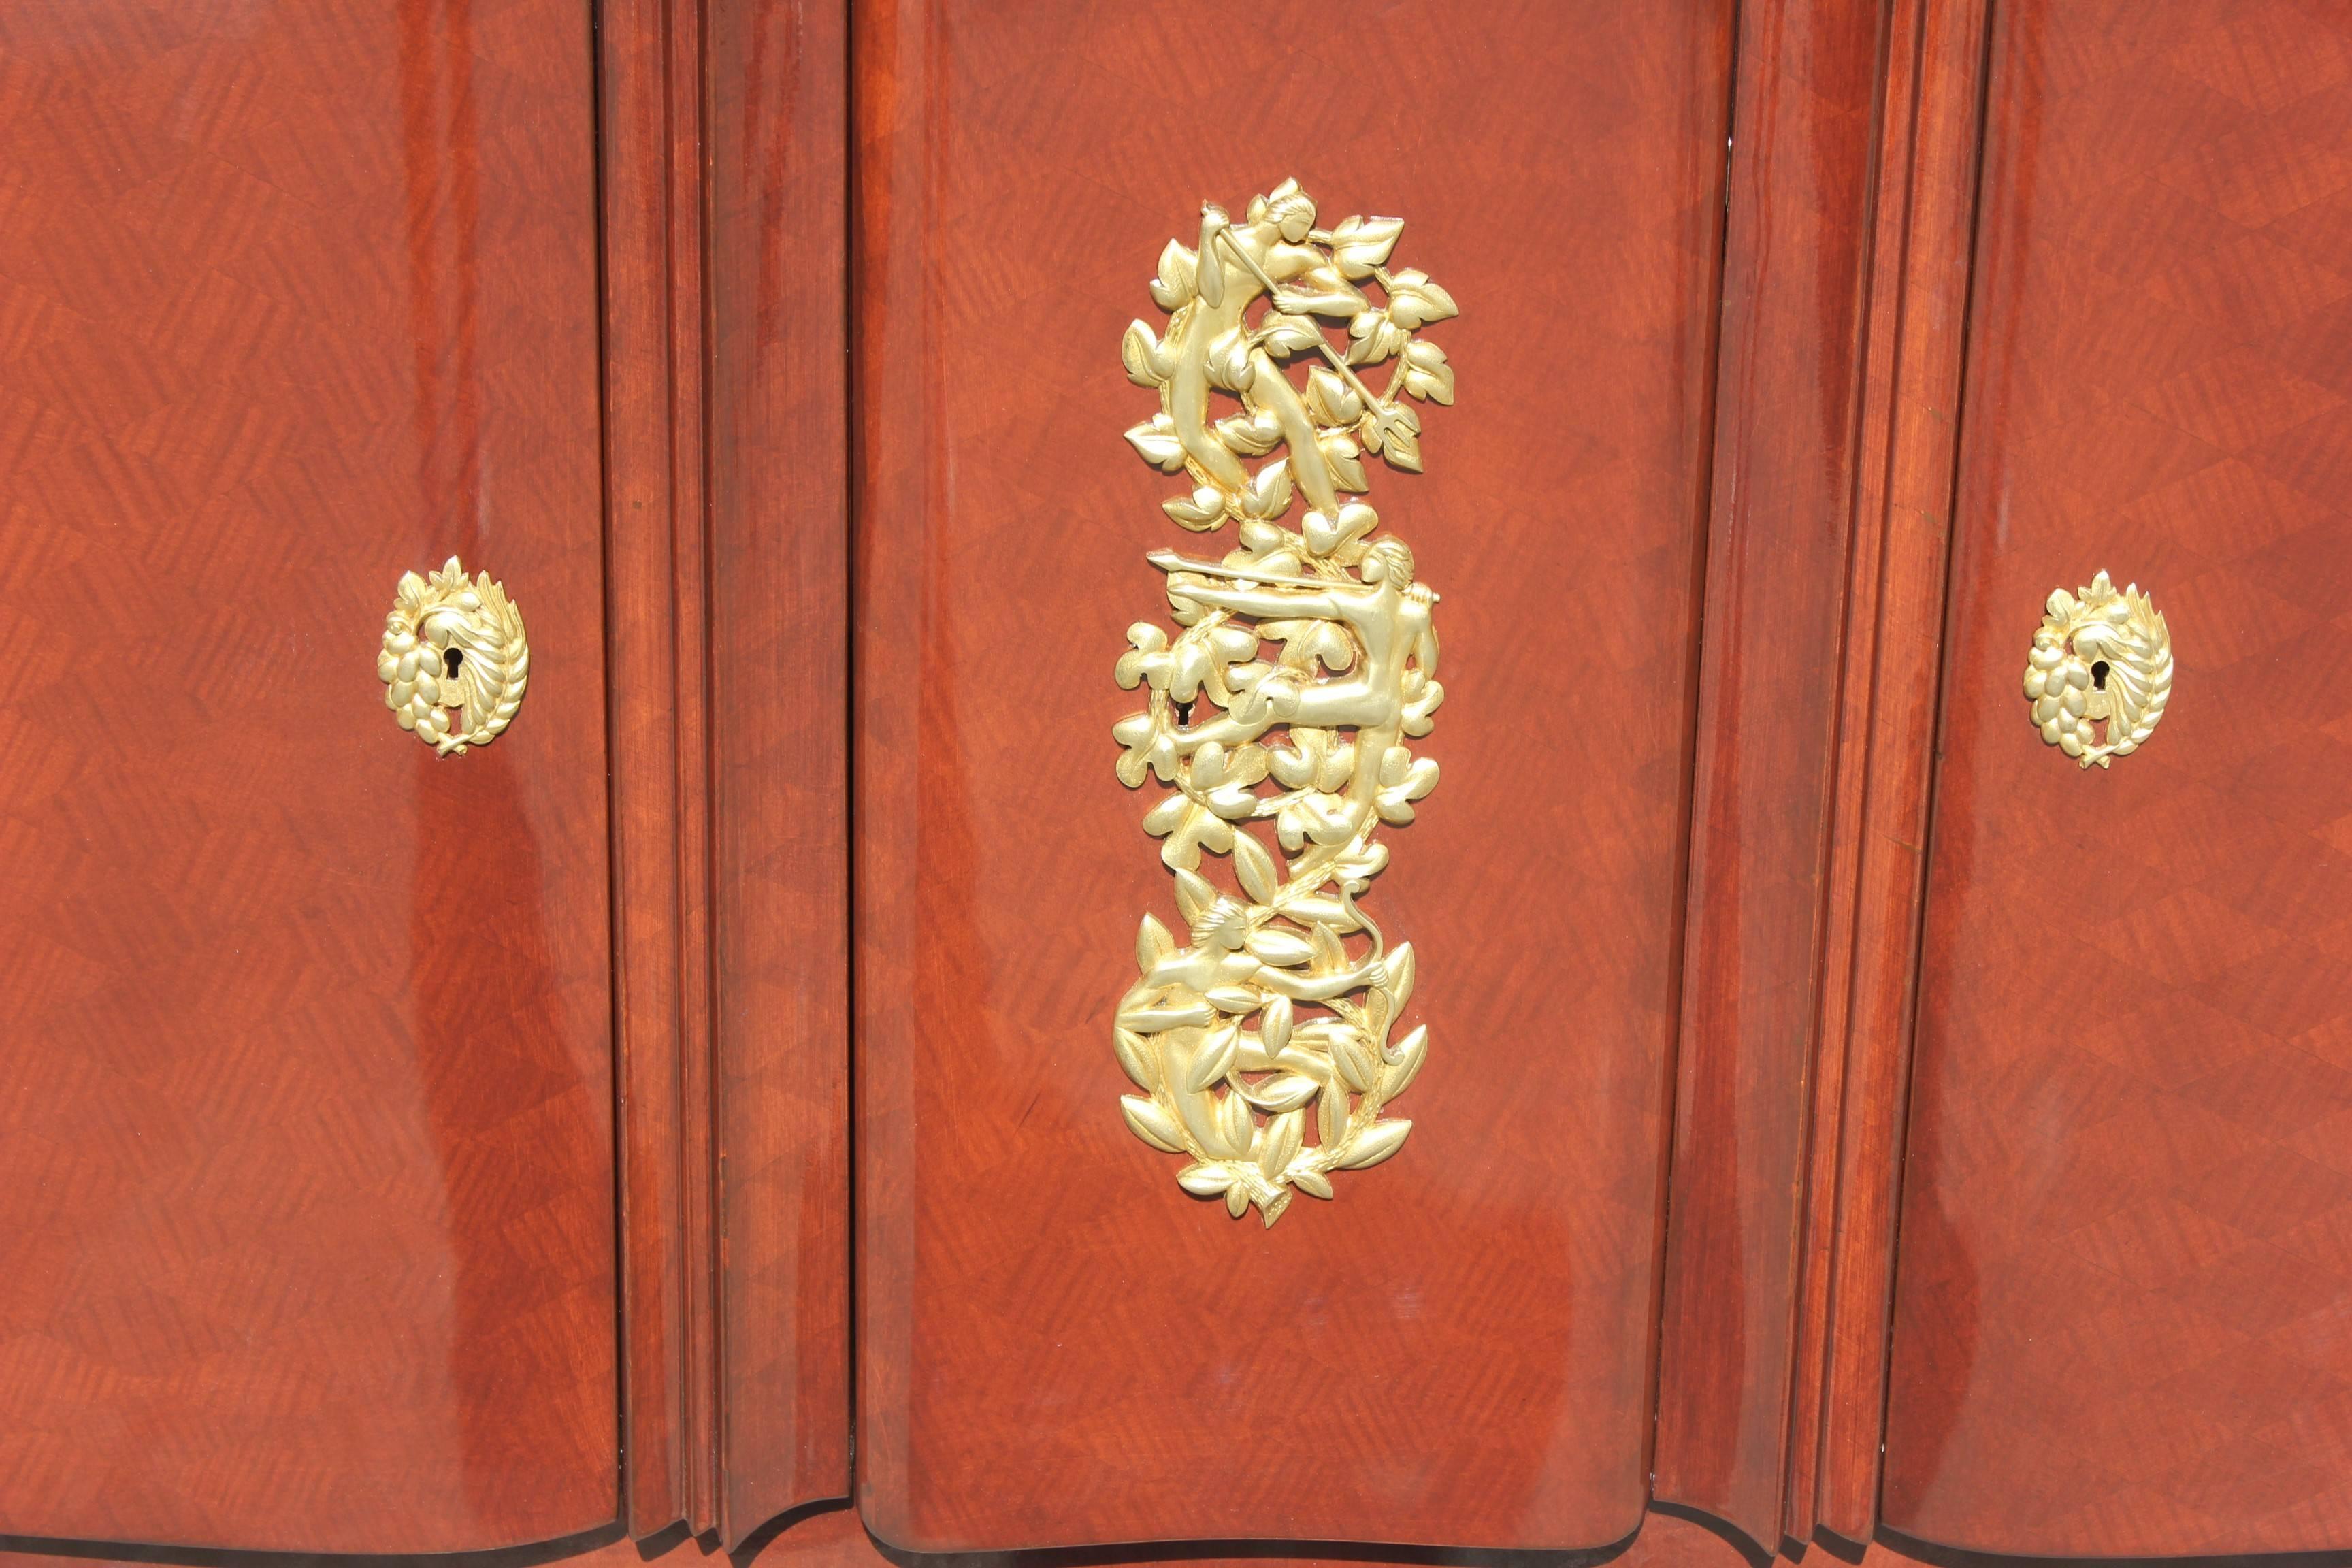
[1882,0,2352,1554]
[0,2,617,1550]
[853,0,1733,1550]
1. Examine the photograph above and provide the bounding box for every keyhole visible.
[1171,698,1193,725]
[444,648,464,678]
[2090,659,2108,690]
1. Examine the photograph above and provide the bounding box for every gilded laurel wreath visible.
[378,557,530,756]
[1110,180,1456,1226]
[2023,571,2170,769]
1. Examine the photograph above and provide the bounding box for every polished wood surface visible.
[22,0,2352,1558]
[608,0,855,1541]
[1808,0,1994,1543]
[1882,0,2352,1554]
[0,1503,1876,1568]
[0,0,617,1551]
[1652,0,1884,1549]
[708,0,854,1544]
[854,0,1732,1550]
[602,0,700,1532]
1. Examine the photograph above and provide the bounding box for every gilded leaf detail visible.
[1108,182,1458,1224]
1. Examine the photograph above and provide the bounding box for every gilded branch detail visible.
[1109,180,1456,1226]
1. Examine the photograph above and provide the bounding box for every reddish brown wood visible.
[0,0,618,1550]
[0,1505,1925,1568]
[1791,0,1925,1544]
[664,0,722,1537]
[1784,0,1925,1544]
[602,0,694,1534]
[1810,0,1994,1542]
[708,0,855,1544]
[1882,0,2352,1554]
[1652,0,1885,1550]
[855,0,1733,1550]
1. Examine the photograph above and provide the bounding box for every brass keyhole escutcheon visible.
[378,557,529,756]
[2024,571,2170,770]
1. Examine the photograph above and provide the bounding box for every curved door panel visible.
[853,0,1733,1550]
[1885,0,2352,1553]
[0,0,616,1551]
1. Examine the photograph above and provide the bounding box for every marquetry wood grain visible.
[707,0,855,1545]
[855,0,1732,1551]
[1651,0,1885,1552]
[0,0,617,1550]
[1883,0,2352,1554]
[1793,0,1997,1544]
[601,0,695,1534]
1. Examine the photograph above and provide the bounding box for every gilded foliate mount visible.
[1110,179,1457,1226]
[2024,572,2170,769]
[378,557,529,756]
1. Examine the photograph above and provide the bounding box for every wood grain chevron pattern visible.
[853,0,1731,1550]
[0,0,618,1552]
[1885,0,2352,1554]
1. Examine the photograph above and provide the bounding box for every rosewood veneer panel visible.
[1884,0,2352,1553]
[0,0,616,1550]
[854,0,1731,1550]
